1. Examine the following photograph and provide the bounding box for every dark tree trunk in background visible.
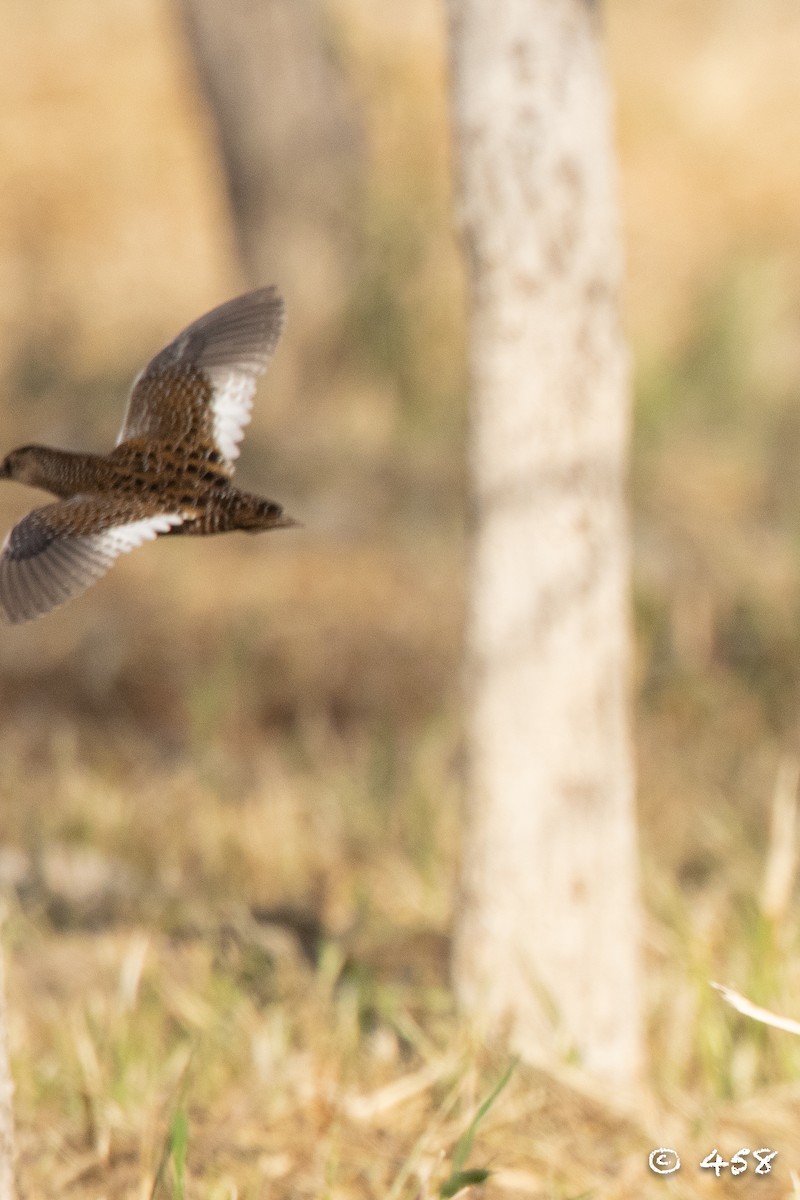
[447,0,644,1088]
[177,0,360,337]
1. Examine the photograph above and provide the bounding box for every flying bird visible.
[0,287,297,624]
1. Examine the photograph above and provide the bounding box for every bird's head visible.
[0,446,50,487]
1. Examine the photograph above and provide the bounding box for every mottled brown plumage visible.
[0,288,297,624]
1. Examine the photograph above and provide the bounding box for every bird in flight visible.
[0,287,297,624]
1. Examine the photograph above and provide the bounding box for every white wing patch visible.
[0,511,183,625]
[207,368,256,465]
[92,513,183,555]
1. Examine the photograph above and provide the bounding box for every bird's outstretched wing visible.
[0,496,184,624]
[116,287,285,469]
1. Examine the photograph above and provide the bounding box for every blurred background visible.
[3,0,800,1194]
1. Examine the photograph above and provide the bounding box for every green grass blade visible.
[440,1167,492,1197]
[170,1108,189,1200]
[450,1058,517,1174]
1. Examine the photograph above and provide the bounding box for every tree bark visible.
[176,0,360,336]
[447,0,643,1087]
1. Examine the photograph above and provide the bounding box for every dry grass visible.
[2,0,800,1194]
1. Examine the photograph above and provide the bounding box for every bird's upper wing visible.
[0,496,185,624]
[116,287,285,469]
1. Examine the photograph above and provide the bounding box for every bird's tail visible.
[236,492,301,532]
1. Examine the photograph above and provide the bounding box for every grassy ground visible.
[2,0,800,1195]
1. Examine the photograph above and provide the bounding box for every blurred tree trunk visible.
[0,949,14,1198]
[447,0,643,1086]
[176,0,359,338]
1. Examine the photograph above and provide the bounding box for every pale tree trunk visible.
[447,0,643,1087]
[0,948,15,1199]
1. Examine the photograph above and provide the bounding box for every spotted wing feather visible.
[116,287,285,467]
[0,497,184,624]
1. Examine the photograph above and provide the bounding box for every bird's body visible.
[0,287,296,624]
[6,441,287,535]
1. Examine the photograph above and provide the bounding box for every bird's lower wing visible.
[0,496,184,624]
